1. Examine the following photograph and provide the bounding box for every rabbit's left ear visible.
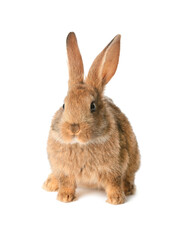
[66,32,84,88]
[86,35,121,93]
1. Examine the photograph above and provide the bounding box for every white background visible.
[0,0,184,239]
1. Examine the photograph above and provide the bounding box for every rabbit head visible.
[59,32,121,144]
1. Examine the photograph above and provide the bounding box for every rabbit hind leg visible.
[123,173,136,196]
[123,148,140,196]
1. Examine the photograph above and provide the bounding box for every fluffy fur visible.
[43,32,140,204]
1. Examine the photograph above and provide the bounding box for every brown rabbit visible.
[43,32,140,204]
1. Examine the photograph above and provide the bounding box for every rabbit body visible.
[43,33,140,204]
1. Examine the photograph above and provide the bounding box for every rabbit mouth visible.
[65,132,94,145]
[70,136,80,144]
[69,136,90,145]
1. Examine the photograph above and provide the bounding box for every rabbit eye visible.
[62,104,65,110]
[90,101,96,113]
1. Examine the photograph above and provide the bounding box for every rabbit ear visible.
[66,32,84,87]
[86,35,121,92]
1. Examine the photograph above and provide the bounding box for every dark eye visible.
[90,101,96,113]
[62,104,65,110]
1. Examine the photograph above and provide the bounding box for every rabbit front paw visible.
[106,192,126,205]
[42,173,59,192]
[57,190,76,203]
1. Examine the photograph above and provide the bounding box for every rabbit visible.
[43,32,140,204]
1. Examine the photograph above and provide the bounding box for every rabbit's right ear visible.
[66,32,84,88]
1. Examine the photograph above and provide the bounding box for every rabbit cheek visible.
[78,132,91,143]
[60,122,73,143]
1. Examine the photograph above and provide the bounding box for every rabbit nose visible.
[70,124,80,134]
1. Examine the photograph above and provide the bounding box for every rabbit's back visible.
[105,97,140,175]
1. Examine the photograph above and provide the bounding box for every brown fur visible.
[43,32,140,204]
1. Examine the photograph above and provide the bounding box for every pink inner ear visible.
[101,40,120,85]
[85,34,121,92]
